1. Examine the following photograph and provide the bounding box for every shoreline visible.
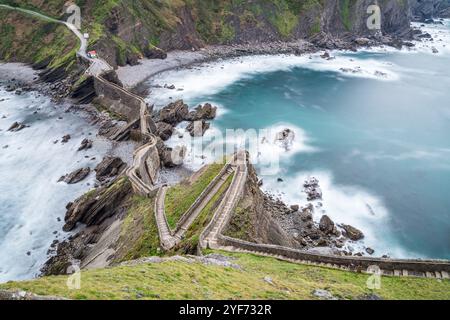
[1,22,448,281]
[0,64,136,283]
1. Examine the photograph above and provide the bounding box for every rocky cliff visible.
[409,0,450,20]
[1,0,413,70]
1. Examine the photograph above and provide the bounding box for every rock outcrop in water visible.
[59,168,91,185]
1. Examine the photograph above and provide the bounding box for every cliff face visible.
[1,1,413,69]
[224,162,299,248]
[409,0,450,20]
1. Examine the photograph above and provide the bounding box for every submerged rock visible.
[303,177,323,201]
[61,134,71,144]
[77,138,93,151]
[7,121,28,132]
[155,122,174,141]
[275,128,295,151]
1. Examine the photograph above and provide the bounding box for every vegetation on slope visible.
[1,251,448,300]
[0,9,77,69]
[0,0,329,68]
[164,163,225,229]
[114,195,162,262]
[113,165,232,261]
[173,173,234,254]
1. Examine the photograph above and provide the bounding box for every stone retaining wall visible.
[93,76,141,121]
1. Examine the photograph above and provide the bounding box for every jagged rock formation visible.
[42,177,132,275]
[410,0,450,20]
[63,177,131,232]
[224,161,299,248]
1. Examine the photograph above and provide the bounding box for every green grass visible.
[175,172,234,254]
[115,195,162,262]
[164,163,225,230]
[1,251,448,300]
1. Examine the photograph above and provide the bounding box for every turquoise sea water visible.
[149,23,450,259]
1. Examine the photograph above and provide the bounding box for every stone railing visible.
[216,235,450,278]
[197,151,450,279]
[198,151,247,249]
[125,134,160,197]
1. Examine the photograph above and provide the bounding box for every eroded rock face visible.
[159,100,189,125]
[63,177,131,232]
[144,45,167,59]
[155,122,174,141]
[410,0,450,20]
[186,103,217,121]
[100,70,123,87]
[186,120,210,137]
[159,145,187,167]
[95,156,126,183]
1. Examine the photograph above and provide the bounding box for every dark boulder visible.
[59,168,91,184]
[319,215,335,234]
[159,100,189,125]
[341,224,364,241]
[61,134,71,144]
[78,138,93,151]
[94,157,126,182]
[7,122,28,132]
[156,122,174,141]
[186,120,210,137]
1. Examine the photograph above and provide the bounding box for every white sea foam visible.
[261,170,416,258]
[0,89,114,283]
[411,20,450,55]
[147,53,400,106]
[165,122,316,175]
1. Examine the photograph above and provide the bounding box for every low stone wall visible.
[126,135,160,197]
[217,235,450,276]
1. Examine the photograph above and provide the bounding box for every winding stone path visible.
[154,156,238,250]
[0,4,112,76]
[4,4,449,278]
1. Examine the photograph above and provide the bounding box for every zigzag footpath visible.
[154,156,237,250]
[3,3,450,280]
[0,5,160,195]
[199,152,450,279]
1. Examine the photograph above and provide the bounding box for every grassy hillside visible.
[165,163,225,229]
[0,0,334,68]
[1,251,449,300]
